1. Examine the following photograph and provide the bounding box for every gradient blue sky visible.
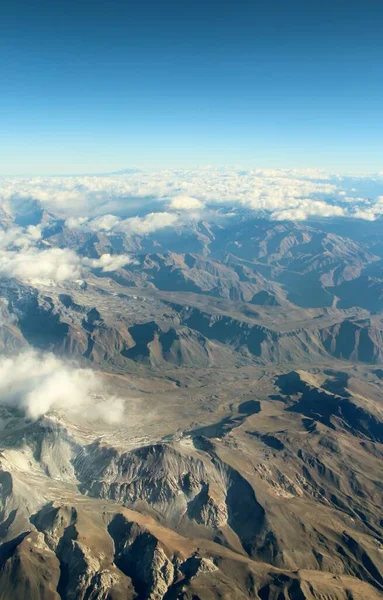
[1,0,382,174]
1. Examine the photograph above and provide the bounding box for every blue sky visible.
[1,0,382,174]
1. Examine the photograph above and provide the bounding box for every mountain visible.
[0,202,382,599]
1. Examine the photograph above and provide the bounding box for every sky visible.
[1,0,382,175]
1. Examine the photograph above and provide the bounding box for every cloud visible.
[116,212,179,234]
[1,169,339,219]
[64,216,89,229]
[65,211,180,235]
[169,195,203,211]
[0,247,83,283]
[0,240,131,283]
[352,209,377,221]
[83,253,132,272]
[271,200,346,221]
[0,350,124,423]
[0,214,134,284]
[0,224,42,251]
[1,169,382,225]
[86,214,121,231]
[65,214,121,232]
[349,195,383,221]
[0,298,16,328]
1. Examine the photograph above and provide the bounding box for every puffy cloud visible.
[65,211,180,235]
[0,216,133,283]
[271,200,346,221]
[352,209,377,221]
[169,195,204,211]
[84,214,121,232]
[0,224,42,251]
[116,212,179,234]
[350,197,383,221]
[0,350,124,423]
[83,253,132,272]
[64,216,89,229]
[0,247,83,283]
[0,229,132,283]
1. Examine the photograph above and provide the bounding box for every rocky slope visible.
[0,363,382,599]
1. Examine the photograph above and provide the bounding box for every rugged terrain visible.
[0,198,382,599]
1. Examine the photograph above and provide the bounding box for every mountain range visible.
[0,198,382,599]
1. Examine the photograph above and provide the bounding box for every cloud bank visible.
[1,168,382,222]
[0,168,381,289]
[0,350,125,423]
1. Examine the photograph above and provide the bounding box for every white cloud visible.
[0,247,83,283]
[0,215,133,283]
[349,195,383,221]
[117,212,179,234]
[0,233,132,283]
[0,224,42,251]
[86,214,121,232]
[352,209,377,221]
[271,200,346,221]
[169,195,203,211]
[1,169,382,225]
[0,350,124,423]
[65,216,89,229]
[64,211,180,235]
[83,253,132,272]
[0,298,16,328]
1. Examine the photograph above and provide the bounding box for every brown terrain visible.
[0,205,382,599]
